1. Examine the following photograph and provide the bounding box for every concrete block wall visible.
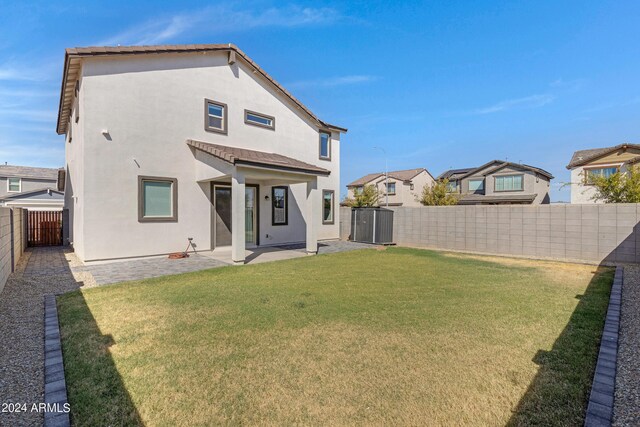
[340,204,640,264]
[0,207,25,295]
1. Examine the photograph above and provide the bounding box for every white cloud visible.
[99,5,342,46]
[470,94,555,115]
[287,75,378,89]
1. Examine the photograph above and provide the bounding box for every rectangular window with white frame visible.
[319,131,331,160]
[138,176,178,222]
[322,190,334,224]
[494,174,523,192]
[584,166,618,184]
[244,110,275,130]
[204,99,227,134]
[7,177,21,192]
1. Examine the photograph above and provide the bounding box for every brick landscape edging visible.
[584,266,623,427]
[43,294,71,427]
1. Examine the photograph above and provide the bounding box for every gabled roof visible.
[57,44,347,135]
[186,140,330,176]
[438,161,553,181]
[0,187,63,200]
[436,167,475,180]
[451,160,554,180]
[347,168,429,187]
[566,143,640,169]
[0,165,59,180]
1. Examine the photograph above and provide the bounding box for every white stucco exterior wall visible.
[65,52,342,261]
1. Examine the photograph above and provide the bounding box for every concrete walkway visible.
[76,240,373,286]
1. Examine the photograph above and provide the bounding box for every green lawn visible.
[58,247,612,426]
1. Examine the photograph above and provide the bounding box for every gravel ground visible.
[0,248,83,427]
[613,265,640,427]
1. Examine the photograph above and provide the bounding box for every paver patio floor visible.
[74,240,373,286]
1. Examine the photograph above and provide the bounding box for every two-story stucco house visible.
[567,143,640,204]
[437,160,553,205]
[0,164,63,210]
[346,168,434,207]
[56,44,346,263]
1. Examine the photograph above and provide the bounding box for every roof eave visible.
[57,44,348,136]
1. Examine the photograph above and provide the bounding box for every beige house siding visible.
[456,164,551,204]
[347,170,434,207]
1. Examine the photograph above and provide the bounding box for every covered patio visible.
[187,139,331,264]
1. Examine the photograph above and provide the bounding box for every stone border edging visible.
[584,266,622,427]
[44,294,71,427]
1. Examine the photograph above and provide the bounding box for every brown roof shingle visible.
[567,143,640,169]
[57,44,347,135]
[186,140,330,176]
[0,165,59,180]
[347,168,428,187]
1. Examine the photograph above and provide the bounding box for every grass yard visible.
[58,247,612,426]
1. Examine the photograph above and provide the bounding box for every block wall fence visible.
[339,204,640,264]
[0,207,25,294]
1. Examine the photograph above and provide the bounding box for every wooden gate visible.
[27,211,63,246]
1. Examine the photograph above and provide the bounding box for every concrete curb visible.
[584,266,622,427]
[43,295,71,427]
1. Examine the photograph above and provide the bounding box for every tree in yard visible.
[418,179,460,206]
[342,184,380,207]
[590,165,640,203]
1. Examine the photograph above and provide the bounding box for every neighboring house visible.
[437,160,553,205]
[346,168,434,207]
[0,165,64,211]
[567,143,640,204]
[56,44,346,263]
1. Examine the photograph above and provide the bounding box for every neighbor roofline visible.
[566,143,640,169]
[56,44,348,135]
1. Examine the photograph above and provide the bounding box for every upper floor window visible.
[495,174,523,192]
[584,167,618,184]
[446,180,457,192]
[319,131,331,160]
[245,110,275,130]
[7,177,20,192]
[385,182,396,195]
[353,186,363,195]
[468,178,484,191]
[205,99,227,134]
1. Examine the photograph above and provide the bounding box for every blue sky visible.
[1,1,639,201]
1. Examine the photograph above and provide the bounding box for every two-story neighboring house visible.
[346,168,434,206]
[0,164,63,210]
[567,143,640,204]
[437,160,553,205]
[56,44,346,263]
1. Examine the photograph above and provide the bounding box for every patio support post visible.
[231,171,246,264]
[306,179,318,254]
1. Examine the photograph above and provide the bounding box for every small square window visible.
[205,99,227,134]
[385,182,396,195]
[272,186,288,226]
[245,110,275,130]
[469,179,484,191]
[7,177,20,192]
[319,131,331,160]
[138,176,178,222]
[322,190,334,224]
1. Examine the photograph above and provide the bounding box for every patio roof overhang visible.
[187,139,331,182]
